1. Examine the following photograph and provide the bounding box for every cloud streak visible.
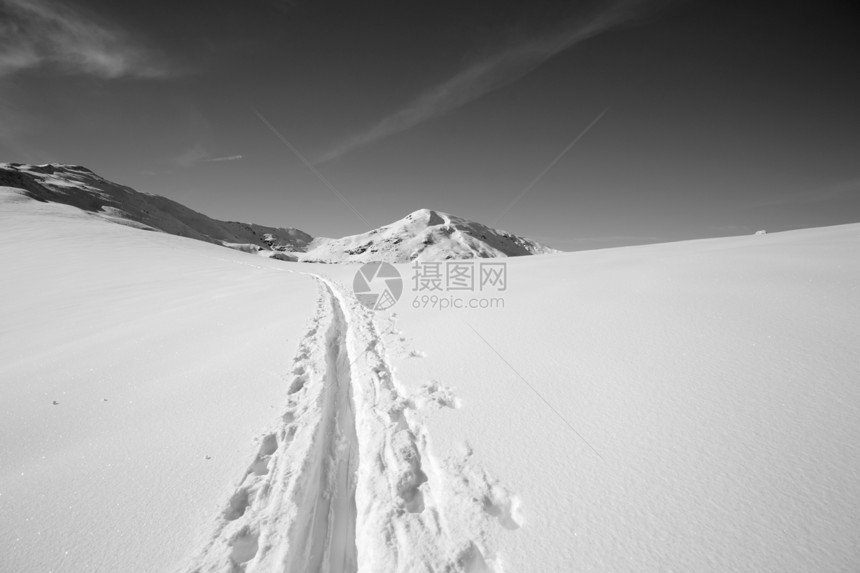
[200,154,244,163]
[0,0,172,78]
[174,144,209,169]
[174,145,244,168]
[318,0,647,163]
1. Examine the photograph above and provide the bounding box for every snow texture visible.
[2,179,860,572]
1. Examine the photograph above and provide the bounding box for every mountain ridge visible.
[0,162,559,262]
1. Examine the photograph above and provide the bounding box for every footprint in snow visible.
[449,443,524,531]
[248,433,278,476]
[287,375,306,394]
[415,382,462,410]
[229,527,259,565]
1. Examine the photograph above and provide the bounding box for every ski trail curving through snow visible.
[179,274,518,572]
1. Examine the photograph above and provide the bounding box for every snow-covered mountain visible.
[0,162,314,255]
[0,163,558,262]
[300,208,559,263]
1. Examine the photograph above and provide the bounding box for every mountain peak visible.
[1,162,559,263]
[300,208,558,263]
[403,208,447,226]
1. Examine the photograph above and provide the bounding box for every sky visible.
[1,0,858,249]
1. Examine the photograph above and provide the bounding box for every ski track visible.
[180,275,518,573]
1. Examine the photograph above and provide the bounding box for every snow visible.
[0,188,319,572]
[364,225,860,572]
[0,165,555,263]
[2,186,860,572]
[296,209,559,264]
[0,163,313,252]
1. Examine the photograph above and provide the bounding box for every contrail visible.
[492,107,610,226]
[200,154,244,163]
[318,1,642,163]
[252,107,371,228]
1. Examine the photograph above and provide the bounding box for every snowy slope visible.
[0,162,313,252]
[3,185,859,572]
[0,164,557,263]
[0,189,519,572]
[299,208,558,263]
[0,187,320,572]
[311,224,860,573]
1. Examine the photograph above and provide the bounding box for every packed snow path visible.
[181,276,518,572]
[284,282,358,573]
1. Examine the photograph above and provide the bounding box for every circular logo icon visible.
[353,262,403,311]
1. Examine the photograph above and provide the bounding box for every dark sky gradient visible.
[1,0,858,249]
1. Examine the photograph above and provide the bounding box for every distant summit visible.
[0,163,559,262]
[299,208,559,263]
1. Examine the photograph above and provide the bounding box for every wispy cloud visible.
[173,145,244,168]
[318,0,649,163]
[200,154,244,163]
[0,0,172,78]
[174,144,209,169]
